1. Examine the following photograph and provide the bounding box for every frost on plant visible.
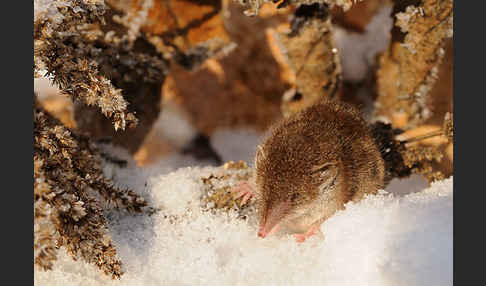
[201,160,254,213]
[34,0,139,132]
[368,0,453,181]
[157,1,291,137]
[375,0,453,127]
[442,112,453,142]
[276,3,342,117]
[399,112,453,182]
[34,0,176,153]
[35,0,238,153]
[113,0,235,70]
[237,0,360,16]
[33,0,238,277]
[370,115,453,183]
[34,98,149,278]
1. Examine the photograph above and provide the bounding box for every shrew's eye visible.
[311,164,329,175]
[290,193,299,202]
[310,162,339,193]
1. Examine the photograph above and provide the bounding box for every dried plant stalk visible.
[34,160,60,271]
[160,2,289,135]
[443,112,453,142]
[276,3,342,116]
[34,0,171,153]
[331,0,390,33]
[109,0,235,70]
[370,121,447,184]
[237,0,359,16]
[401,111,453,180]
[201,161,255,218]
[402,145,444,182]
[34,0,138,131]
[34,98,148,279]
[375,0,453,128]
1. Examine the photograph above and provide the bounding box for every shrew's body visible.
[234,99,385,241]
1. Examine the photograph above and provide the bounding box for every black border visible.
[0,0,472,284]
[2,1,34,285]
[453,0,482,284]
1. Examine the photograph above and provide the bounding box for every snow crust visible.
[318,177,452,286]
[35,155,453,286]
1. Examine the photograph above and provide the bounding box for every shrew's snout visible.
[257,200,290,239]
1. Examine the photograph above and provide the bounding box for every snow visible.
[35,150,453,286]
[318,178,452,286]
[34,0,104,24]
[334,5,394,82]
[34,77,60,99]
[153,100,265,166]
[153,101,199,149]
[34,0,68,24]
[210,128,262,165]
[384,174,429,197]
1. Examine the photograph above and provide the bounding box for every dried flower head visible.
[34,98,149,279]
[402,144,444,182]
[34,0,138,131]
[443,112,453,142]
[375,0,453,127]
[237,0,360,16]
[277,3,342,116]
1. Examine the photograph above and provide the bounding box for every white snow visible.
[210,128,262,166]
[318,177,452,286]
[35,154,453,286]
[151,103,264,166]
[384,174,429,197]
[34,77,60,99]
[334,5,394,82]
[153,101,199,149]
[34,0,68,24]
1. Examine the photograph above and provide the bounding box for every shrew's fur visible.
[255,99,385,234]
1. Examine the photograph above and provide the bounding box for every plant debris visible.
[276,3,342,116]
[201,161,255,216]
[237,0,359,17]
[34,98,149,278]
[34,0,139,132]
[374,0,453,128]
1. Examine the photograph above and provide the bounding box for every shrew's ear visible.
[255,145,265,168]
[311,162,338,194]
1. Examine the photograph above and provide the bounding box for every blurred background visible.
[34,0,452,181]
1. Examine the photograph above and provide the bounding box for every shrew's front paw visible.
[231,181,255,206]
[293,224,322,243]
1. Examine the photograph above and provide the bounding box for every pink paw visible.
[293,224,321,243]
[294,233,308,243]
[231,181,255,206]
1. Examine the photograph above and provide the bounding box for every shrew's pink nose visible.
[258,228,267,238]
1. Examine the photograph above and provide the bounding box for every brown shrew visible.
[233,99,385,242]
